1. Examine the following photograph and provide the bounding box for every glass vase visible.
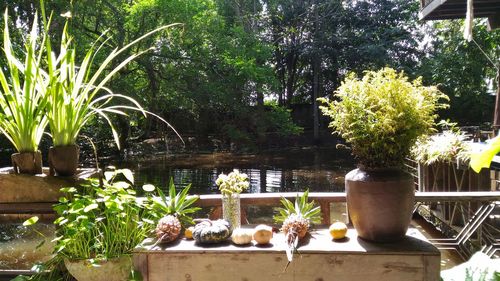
[222,193,241,230]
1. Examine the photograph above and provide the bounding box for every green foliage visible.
[53,169,156,261]
[41,1,180,148]
[146,178,200,227]
[418,20,500,125]
[274,190,322,225]
[412,129,471,165]
[0,9,49,153]
[260,102,303,137]
[319,68,448,168]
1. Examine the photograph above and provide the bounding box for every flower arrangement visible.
[216,169,249,195]
[215,169,249,230]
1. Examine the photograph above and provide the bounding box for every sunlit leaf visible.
[142,184,155,192]
[23,216,39,226]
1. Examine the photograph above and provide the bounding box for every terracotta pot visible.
[345,167,415,242]
[64,256,132,281]
[48,145,80,176]
[11,151,42,174]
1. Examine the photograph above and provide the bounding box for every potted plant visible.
[319,67,448,242]
[41,7,180,176]
[149,178,200,244]
[53,168,156,281]
[0,10,49,174]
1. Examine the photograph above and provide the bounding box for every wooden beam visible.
[420,0,500,20]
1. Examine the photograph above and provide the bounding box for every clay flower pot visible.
[48,145,80,176]
[11,151,42,174]
[64,256,132,281]
[345,167,415,242]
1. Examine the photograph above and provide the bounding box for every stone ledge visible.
[0,167,97,203]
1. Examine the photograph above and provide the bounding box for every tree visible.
[419,20,500,125]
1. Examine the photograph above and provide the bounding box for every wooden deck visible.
[134,227,440,281]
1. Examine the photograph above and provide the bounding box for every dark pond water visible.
[114,147,356,194]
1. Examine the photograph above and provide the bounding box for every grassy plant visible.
[411,129,471,165]
[0,9,49,153]
[40,2,180,148]
[319,68,448,169]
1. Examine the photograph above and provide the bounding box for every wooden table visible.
[133,227,440,281]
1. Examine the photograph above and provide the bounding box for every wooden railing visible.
[194,191,500,225]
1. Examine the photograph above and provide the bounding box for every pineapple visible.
[152,178,200,244]
[274,190,322,265]
[156,215,181,243]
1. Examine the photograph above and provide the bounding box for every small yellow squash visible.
[253,224,273,245]
[231,228,253,245]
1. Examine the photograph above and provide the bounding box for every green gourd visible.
[193,219,232,244]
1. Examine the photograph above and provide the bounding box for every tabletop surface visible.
[136,227,440,256]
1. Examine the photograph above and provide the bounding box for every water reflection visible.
[117,147,355,193]
[0,223,55,269]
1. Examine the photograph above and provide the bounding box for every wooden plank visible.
[134,228,440,281]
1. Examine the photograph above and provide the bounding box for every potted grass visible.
[41,8,180,176]
[0,10,49,174]
[53,169,156,281]
[319,68,448,242]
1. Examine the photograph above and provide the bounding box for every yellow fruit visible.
[184,226,195,239]
[329,222,348,240]
[253,224,273,245]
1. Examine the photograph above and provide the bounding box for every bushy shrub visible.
[319,68,448,168]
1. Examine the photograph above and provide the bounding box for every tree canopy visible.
[0,0,498,153]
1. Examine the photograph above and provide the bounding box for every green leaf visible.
[83,203,98,212]
[120,169,134,184]
[23,216,39,226]
[104,171,114,182]
[142,184,155,192]
[470,136,500,173]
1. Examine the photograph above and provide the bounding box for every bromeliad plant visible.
[148,179,200,244]
[274,190,321,266]
[0,10,49,174]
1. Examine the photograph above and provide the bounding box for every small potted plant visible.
[319,68,448,242]
[216,169,249,230]
[0,10,49,174]
[53,169,156,281]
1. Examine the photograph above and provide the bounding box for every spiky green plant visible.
[150,178,201,227]
[274,190,321,265]
[40,1,181,148]
[0,9,49,153]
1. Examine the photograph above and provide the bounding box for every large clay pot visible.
[345,167,415,242]
[64,256,132,281]
[11,151,42,174]
[48,145,80,176]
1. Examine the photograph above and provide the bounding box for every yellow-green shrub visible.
[319,68,448,169]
